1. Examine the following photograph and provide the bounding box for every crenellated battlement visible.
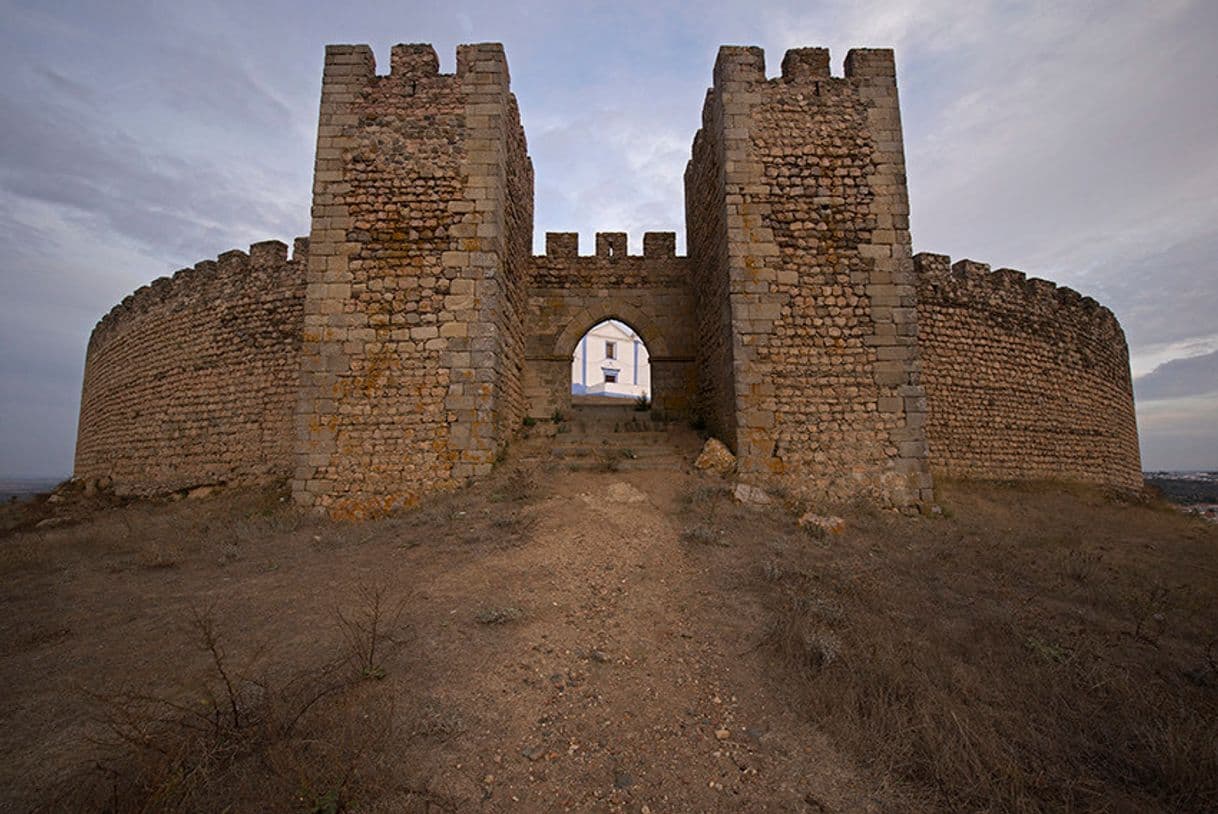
[91,238,308,343]
[320,42,510,85]
[914,250,1140,489]
[709,43,896,86]
[913,252,1121,336]
[73,40,1142,507]
[76,237,309,495]
[537,231,680,259]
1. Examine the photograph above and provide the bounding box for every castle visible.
[73,43,1142,517]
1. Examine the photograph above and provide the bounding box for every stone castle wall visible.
[524,232,696,419]
[292,44,533,519]
[685,47,933,506]
[74,240,307,495]
[71,41,1144,510]
[685,87,739,451]
[915,253,1142,489]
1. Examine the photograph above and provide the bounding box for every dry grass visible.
[51,597,414,813]
[5,471,1215,811]
[0,471,551,811]
[716,479,1218,812]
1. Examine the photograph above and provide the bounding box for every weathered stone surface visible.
[685,45,934,507]
[798,512,847,535]
[72,42,1142,514]
[914,253,1141,489]
[524,233,695,420]
[605,482,648,503]
[694,438,736,476]
[733,483,772,505]
[291,43,534,519]
[74,241,306,496]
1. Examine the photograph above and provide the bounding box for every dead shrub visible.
[57,602,400,813]
[492,465,541,503]
[1060,545,1103,583]
[334,582,407,680]
[681,524,726,546]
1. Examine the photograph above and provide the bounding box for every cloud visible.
[1,0,1216,475]
[1136,395,1218,472]
[1135,350,1218,402]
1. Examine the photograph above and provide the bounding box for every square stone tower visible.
[292,43,533,518]
[685,47,932,505]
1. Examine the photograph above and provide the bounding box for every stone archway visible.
[522,237,697,420]
[566,317,655,405]
[553,301,671,359]
[524,298,692,419]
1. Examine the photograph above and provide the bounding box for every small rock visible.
[715,728,731,740]
[744,725,768,742]
[798,512,846,535]
[804,791,828,811]
[522,745,545,761]
[694,438,736,476]
[46,494,64,504]
[733,483,771,505]
[187,485,216,500]
[613,770,633,789]
[590,649,609,663]
[35,517,68,529]
[605,482,647,503]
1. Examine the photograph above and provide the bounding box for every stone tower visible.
[292,44,534,518]
[685,47,932,505]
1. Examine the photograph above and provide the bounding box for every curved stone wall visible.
[74,239,307,495]
[915,253,1141,490]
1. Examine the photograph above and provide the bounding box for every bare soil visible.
[1,464,1215,812]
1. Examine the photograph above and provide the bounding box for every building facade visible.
[571,320,651,400]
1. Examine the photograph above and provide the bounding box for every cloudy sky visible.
[1,0,1215,477]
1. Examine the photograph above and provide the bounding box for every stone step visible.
[550,431,677,444]
[568,406,667,422]
[562,419,677,431]
[559,458,690,472]
[549,446,687,458]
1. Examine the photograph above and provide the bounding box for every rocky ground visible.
[1,444,1216,812]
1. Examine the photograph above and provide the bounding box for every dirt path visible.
[0,466,881,812]
[396,468,873,811]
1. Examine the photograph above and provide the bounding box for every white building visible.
[571,320,650,399]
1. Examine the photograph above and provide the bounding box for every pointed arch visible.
[552,301,670,359]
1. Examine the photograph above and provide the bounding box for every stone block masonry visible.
[524,231,696,419]
[915,253,1141,489]
[75,239,307,494]
[292,43,534,519]
[685,46,932,506]
[73,41,1143,514]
